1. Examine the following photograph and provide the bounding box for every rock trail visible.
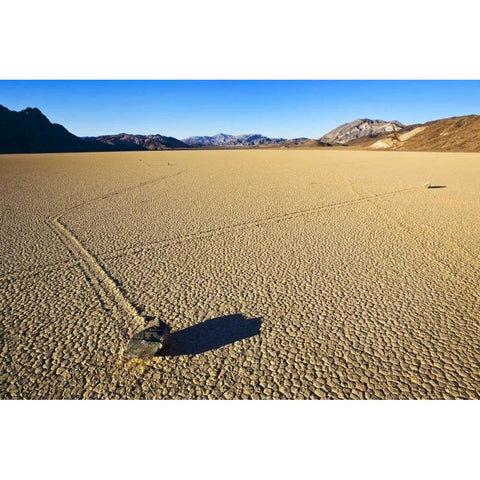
[43,170,187,351]
[100,185,419,261]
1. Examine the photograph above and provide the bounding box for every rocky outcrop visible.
[320,118,405,145]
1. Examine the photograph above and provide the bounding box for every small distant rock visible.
[124,322,170,359]
[423,181,432,188]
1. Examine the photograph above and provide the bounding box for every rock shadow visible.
[429,185,447,189]
[159,314,262,356]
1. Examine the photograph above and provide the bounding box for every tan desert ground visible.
[1,149,479,399]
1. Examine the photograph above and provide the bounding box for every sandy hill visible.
[367,115,480,152]
[0,105,110,154]
[320,118,405,145]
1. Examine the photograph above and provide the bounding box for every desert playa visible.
[1,149,479,399]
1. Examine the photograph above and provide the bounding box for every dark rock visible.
[124,322,170,359]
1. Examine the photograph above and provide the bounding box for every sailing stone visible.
[124,322,170,359]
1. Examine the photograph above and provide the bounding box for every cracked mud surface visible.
[1,150,479,399]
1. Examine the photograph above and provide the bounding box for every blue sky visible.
[1,80,480,139]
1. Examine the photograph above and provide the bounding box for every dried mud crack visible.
[1,150,479,399]
[101,185,419,261]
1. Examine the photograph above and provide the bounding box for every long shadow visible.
[159,314,262,356]
[429,185,447,189]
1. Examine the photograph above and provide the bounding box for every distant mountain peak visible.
[20,107,49,121]
[22,106,42,114]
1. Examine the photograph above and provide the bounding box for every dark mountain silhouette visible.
[0,105,111,154]
[0,105,188,154]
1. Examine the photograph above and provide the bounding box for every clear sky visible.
[1,80,480,139]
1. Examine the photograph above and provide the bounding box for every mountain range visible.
[2,104,480,154]
[0,105,306,153]
[83,133,188,150]
[182,133,289,147]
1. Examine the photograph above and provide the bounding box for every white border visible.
[1,1,479,478]
[1,401,478,479]
[2,1,480,79]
